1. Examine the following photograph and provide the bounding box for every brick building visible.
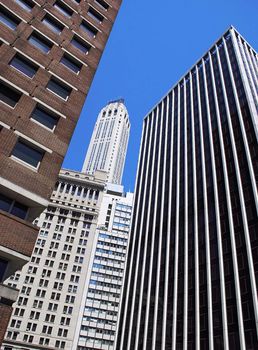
[0,0,122,343]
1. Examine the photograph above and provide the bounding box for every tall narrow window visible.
[12,139,45,169]
[0,6,21,29]
[0,81,21,107]
[28,32,53,53]
[47,78,72,100]
[42,14,64,34]
[9,54,38,78]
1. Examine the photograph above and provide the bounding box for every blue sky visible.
[63,0,258,192]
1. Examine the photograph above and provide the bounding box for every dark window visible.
[28,32,53,53]
[0,81,21,107]
[10,54,38,78]
[15,0,34,11]
[54,0,73,17]
[12,139,45,168]
[71,35,90,54]
[0,6,21,29]
[60,53,82,73]
[80,20,97,38]
[94,0,109,10]
[0,257,8,281]
[42,14,64,34]
[47,78,72,100]
[0,194,28,220]
[87,7,104,22]
[31,105,59,130]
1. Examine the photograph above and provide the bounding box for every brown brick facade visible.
[0,304,13,345]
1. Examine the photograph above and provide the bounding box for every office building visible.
[82,99,130,184]
[116,26,258,350]
[73,184,133,350]
[2,169,107,350]
[0,0,123,339]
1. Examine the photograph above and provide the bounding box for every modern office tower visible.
[116,26,258,350]
[73,184,133,350]
[2,169,107,350]
[0,0,122,338]
[82,99,130,184]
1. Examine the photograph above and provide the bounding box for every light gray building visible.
[82,100,130,185]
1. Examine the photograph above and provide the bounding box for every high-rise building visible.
[0,0,123,338]
[2,179,133,350]
[82,99,130,184]
[2,169,107,350]
[73,184,133,350]
[116,26,258,350]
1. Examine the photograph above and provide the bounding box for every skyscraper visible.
[116,27,258,350]
[82,99,130,184]
[0,0,122,338]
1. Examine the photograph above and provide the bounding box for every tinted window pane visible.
[31,105,58,129]
[12,140,44,168]
[47,78,71,99]
[0,7,20,29]
[0,257,8,281]
[94,0,109,10]
[0,81,21,107]
[0,194,12,212]
[60,54,82,73]
[54,1,73,17]
[29,32,53,53]
[42,15,64,34]
[71,36,90,54]
[80,20,97,38]
[15,0,34,11]
[10,54,38,78]
[87,8,104,22]
[11,201,28,219]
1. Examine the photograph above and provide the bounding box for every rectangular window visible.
[87,7,104,23]
[0,194,28,220]
[10,54,38,78]
[47,78,72,100]
[31,105,59,130]
[80,20,97,38]
[60,53,82,74]
[0,81,21,108]
[71,35,90,54]
[12,139,45,168]
[28,32,53,53]
[54,1,73,17]
[42,14,64,34]
[94,0,109,11]
[0,6,21,29]
[15,0,34,11]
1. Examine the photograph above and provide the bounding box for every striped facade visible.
[116,27,258,350]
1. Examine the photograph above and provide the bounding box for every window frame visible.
[42,14,64,34]
[0,6,21,30]
[47,77,72,101]
[9,53,38,79]
[11,138,45,170]
[31,104,59,131]
[28,31,53,53]
[60,53,82,74]
[0,81,22,108]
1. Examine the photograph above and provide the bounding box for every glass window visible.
[0,194,28,220]
[0,194,12,212]
[0,6,21,29]
[0,81,21,107]
[31,105,59,130]
[80,20,97,38]
[15,0,34,11]
[94,0,109,11]
[54,1,73,17]
[42,14,64,34]
[87,7,104,23]
[12,139,44,168]
[71,35,90,54]
[10,54,38,78]
[28,32,53,53]
[47,78,72,100]
[60,53,82,74]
